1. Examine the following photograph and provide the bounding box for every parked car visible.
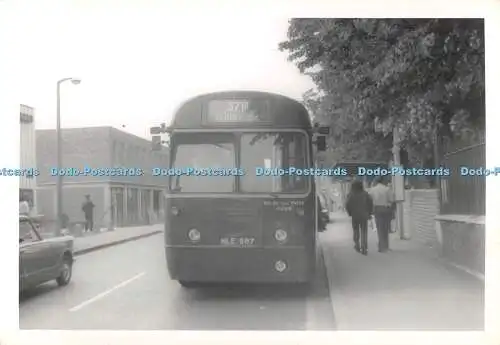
[19,215,75,292]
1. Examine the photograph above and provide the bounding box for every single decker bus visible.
[150,90,329,287]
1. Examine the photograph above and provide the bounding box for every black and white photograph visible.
[1,1,499,344]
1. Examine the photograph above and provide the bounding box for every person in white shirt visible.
[369,176,394,252]
[19,195,30,216]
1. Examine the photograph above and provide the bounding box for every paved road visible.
[19,233,335,330]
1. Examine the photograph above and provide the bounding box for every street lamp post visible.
[56,77,81,234]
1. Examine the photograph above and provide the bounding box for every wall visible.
[402,189,440,248]
[435,216,485,276]
[36,126,169,188]
[402,189,485,278]
[36,127,112,185]
[35,126,168,228]
[109,127,169,187]
[36,184,106,229]
[20,108,37,190]
[20,105,37,212]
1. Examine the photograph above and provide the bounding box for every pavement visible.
[19,232,335,330]
[320,211,485,330]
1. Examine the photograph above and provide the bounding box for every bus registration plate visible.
[220,236,255,246]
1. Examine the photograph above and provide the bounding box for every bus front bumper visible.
[165,246,314,283]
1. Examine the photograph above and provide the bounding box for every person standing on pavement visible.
[19,194,30,216]
[345,180,373,255]
[82,194,95,232]
[321,187,332,212]
[369,176,394,252]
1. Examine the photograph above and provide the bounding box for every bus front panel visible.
[164,195,316,283]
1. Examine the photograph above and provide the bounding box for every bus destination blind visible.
[206,99,269,123]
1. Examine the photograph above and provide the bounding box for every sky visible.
[6,3,315,139]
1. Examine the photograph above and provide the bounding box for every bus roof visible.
[169,90,312,130]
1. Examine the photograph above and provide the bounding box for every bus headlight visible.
[274,229,288,242]
[188,228,201,242]
[274,260,287,272]
[171,207,180,216]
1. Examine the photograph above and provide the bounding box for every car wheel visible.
[56,256,73,286]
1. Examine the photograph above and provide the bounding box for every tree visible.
[280,19,485,165]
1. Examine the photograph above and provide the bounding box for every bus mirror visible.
[316,136,326,151]
[150,126,162,135]
[318,126,330,135]
[151,136,162,151]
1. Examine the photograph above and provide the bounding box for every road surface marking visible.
[69,272,146,312]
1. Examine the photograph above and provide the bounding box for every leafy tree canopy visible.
[279,19,485,164]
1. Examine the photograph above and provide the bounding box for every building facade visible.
[20,104,37,214]
[36,127,169,229]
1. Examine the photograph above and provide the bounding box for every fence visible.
[440,142,486,215]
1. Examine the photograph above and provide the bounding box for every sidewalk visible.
[72,224,163,256]
[320,212,484,330]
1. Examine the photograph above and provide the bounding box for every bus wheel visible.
[178,280,199,288]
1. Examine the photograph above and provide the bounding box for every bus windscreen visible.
[170,134,236,193]
[240,132,307,193]
[169,132,308,194]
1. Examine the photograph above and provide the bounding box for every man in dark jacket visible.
[345,180,374,255]
[82,194,95,232]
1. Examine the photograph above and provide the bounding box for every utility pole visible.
[392,126,407,240]
[56,77,80,235]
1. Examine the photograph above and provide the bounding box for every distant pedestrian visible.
[369,176,394,252]
[345,180,373,255]
[82,194,95,232]
[19,194,30,216]
[321,187,332,212]
[61,213,69,230]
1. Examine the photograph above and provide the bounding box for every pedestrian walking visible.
[369,176,394,252]
[82,194,95,232]
[345,180,373,256]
